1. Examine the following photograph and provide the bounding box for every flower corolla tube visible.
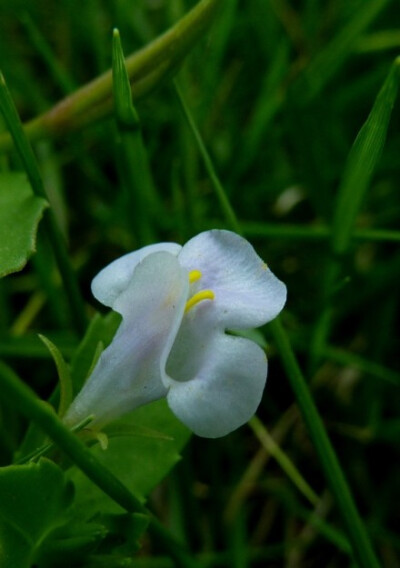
[65,230,287,438]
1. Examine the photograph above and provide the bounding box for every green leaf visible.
[36,512,149,568]
[0,71,87,333]
[35,521,108,568]
[0,458,74,568]
[0,172,48,278]
[69,400,191,517]
[0,458,147,568]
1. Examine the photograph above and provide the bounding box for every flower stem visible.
[269,317,381,568]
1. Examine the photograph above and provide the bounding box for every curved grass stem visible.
[269,317,381,568]
[0,0,223,152]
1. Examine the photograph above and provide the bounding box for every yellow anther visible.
[189,269,202,284]
[185,290,215,313]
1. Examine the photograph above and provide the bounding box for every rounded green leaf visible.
[0,172,48,278]
[0,458,74,567]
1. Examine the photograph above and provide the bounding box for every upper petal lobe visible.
[178,230,286,329]
[92,242,181,309]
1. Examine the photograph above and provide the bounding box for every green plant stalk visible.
[269,317,381,568]
[0,0,223,152]
[0,74,88,335]
[112,29,157,245]
[180,75,379,565]
[0,360,199,568]
[173,80,241,234]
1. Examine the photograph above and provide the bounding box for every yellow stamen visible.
[189,269,202,283]
[185,290,215,313]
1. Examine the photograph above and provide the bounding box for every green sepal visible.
[70,311,121,396]
[38,334,73,418]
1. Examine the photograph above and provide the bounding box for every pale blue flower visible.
[65,230,287,438]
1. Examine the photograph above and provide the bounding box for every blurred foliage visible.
[0,0,399,566]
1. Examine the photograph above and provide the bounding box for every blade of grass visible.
[173,80,241,234]
[249,416,320,507]
[0,73,88,335]
[275,488,352,555]
[356,31,400,54]
[224,407,298,523]
[206,221,400,243]
[324,346,400,387]
[20,12,76,95]
[10,292,45,336]
[310,56,400,370]
[0,335,77,359]
[269,317,381,568]
[332,56,400,255]
[112,29,158,245]
[296,0,389,101]
[177,78,381,567]
[234,40,289,178]
[0,0,223,152]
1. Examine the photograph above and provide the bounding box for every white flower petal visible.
[92,242,181,309]
[166,333,268,438]
[165,306,212,385]
[178,230,286,329]
[64,251,188,428]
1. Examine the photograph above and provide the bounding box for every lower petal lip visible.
[165,331,268,438]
